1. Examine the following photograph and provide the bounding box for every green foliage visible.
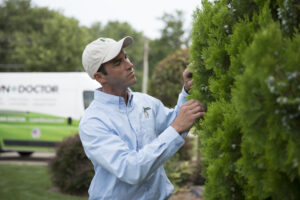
[164,136,204,190]
[159,10,186,50]
[149,48,189,107]
[0,0,192,93]
[233,21,300,199]
[0,0,145,93]
[190,0,300,199]
[149,10,188,77]
[0,0,90,72]
[199,100,244,199]
[49,134,93,195]
[178,136,194,161]
[164,136,206,191]
[164,155,194,191]
[0,164,87,200]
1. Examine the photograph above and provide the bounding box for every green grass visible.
[0,164,88,200]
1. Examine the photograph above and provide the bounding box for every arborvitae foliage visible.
[198,100,244,199]
[233,21,300,199]
[190,0,300,199]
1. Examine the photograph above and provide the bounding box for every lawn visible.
[0,164,87,200]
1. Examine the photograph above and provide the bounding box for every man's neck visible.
[101,86,129,105]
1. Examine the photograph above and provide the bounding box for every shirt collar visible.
[94,87,134,107]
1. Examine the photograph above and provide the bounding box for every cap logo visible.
[100,38,105,42]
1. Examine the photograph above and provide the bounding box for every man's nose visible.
[125,59,134,69]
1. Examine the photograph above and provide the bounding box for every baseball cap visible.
[82,36,134,79]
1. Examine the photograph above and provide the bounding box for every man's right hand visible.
[171,100,206,134]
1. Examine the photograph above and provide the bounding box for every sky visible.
[31,0,202,39]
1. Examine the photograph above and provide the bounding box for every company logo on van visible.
[0,85,58,93]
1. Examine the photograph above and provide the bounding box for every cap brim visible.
[103,36,133,63]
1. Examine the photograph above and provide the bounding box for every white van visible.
[0,72,99,156]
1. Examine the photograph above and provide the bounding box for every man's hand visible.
[183,68,193,93]
[171,100,206,134]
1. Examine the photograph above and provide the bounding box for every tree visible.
[148,48,189,107]
[148,10,187,77]
[0,0,90,72]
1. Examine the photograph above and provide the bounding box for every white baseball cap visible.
[82,36,134,79]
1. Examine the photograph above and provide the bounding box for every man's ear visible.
[94,72,106,84]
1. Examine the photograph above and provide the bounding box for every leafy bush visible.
[165,153,206,191]
[48,134,93,195]
[148,48,189,108]
[178,136,193,161]
[164,154,193,191]
[190,0,300,199]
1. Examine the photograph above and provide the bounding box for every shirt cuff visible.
[181,86,189,97]
[169,125,189,138]
[159,126,185,146]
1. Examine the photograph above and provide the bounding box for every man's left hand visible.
[183,68,193,93]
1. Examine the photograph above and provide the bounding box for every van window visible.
[83,91,94,109]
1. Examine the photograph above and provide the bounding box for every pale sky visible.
[31,0,202,39]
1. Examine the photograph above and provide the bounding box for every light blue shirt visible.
[79,87,188,200]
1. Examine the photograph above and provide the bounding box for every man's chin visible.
[130,77,137,86]
[131,76,136,85]
[124,78,136,89]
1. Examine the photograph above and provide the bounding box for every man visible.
[79,36,205,200]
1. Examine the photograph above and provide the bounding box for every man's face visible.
[102,50,136,89]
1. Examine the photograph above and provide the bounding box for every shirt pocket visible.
[140,108,156,144]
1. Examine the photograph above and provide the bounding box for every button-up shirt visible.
[79,87,188,200]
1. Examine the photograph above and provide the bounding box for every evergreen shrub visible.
[189,0,300,199]
[48,134,93,195]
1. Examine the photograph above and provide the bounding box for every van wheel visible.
[18,151,33,157]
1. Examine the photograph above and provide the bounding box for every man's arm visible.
[79,98,205,186]
[154,68,197,135]
[79,68,205,185]
[175,68,194,114]
[183,68,193,93]
[79,118,185,185]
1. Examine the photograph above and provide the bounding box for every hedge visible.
[189,0,300,199]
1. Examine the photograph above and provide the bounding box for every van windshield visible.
[83,91,94,109]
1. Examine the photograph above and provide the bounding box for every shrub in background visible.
[148,48,189,108]
[48,134,93,195]
[190,0,300,199]
[164,154,193,191]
